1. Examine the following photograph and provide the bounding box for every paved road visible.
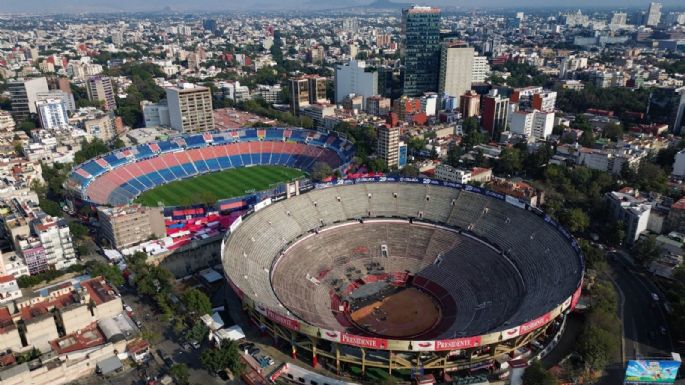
[608,253,672,359]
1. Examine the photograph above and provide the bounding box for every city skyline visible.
[1,0,685,14]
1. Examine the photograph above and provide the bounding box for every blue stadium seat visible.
[229,155,244,167]
[186,135,206,147]
[205,157,221,171]
[195,160,209,173]
[180,162,197,176]
[81,161,105,176]
[158,169,175,182]
[135,145,154,160]
[217,156,232,169]
[169,166,188,178]
[265,129,283,140]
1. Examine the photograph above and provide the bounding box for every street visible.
[608,253,672,359]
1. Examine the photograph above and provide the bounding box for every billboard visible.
[625,360,681,384]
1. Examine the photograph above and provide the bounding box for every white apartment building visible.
[219,81,251,102]
[578,148,646,175]
[142,100,171,127]
[435,163,472,183]
[36,98,69,130]
[438,42,474,101]
[254,84,283,104]
[334,60,378,108]
[30,216,76,270]
[0,275,22,304]
[509,110,535,139]
[0,111,16,132]
[472,55,490,83]
[672,148,685,179]
[166,84,215,133]
[532,111,555,140]
[0,251,29,278]
[37,89,77,112]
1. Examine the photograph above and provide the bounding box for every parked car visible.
[651,293,660,302]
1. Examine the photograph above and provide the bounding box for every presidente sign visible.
[434,336,482,351]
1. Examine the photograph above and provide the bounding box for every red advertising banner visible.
[434,336,482,351]
[340,333,388,349]
[520,313,552,334]
[266,309,300,331]
[571,285,582,310]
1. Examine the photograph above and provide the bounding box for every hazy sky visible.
[0,0,682,13]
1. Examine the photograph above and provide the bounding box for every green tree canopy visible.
[181,288,212,316]
[559,208,590,233]
[170,363,190,385]
[74,138,109,165]
[495,147,523,175]
[632,234,660,265]
[522,361,557,385]
[201,340,245,376]
[87,261,125,287]
[311,161,333,181]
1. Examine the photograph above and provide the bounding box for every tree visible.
[602,122,623,141]
[17,119,36,134]
[406,136,427,154]
[632,234,660,265]
[399,164,419,177]
[112,137,125,149]
[369,158,388,173]
[201,340,245,376]
[461,130,485,150]
[496,147,523,175]
[522,361,557,385]
[310,162,333,181]
[68,222,88,240]
[559,208,589,233]
[181,288,212,316]
[74,138,109,165]
[446,143,463,167]
[578,324,616,374]
[635,161,668,194]
[87,261,125,287]
[170,363,190,385]
[132,262,173,297]
[462,117,479,134]
[39,198,62,217]
[186,321,209,343]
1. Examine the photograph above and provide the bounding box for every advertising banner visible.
[520,313,552,334]
[264,308,301,331]
[434,336,482,351]
[340,333,389,349]
[625,360,681,384]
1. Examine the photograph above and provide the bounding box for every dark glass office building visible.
[402,6,441,97]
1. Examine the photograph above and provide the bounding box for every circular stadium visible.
[65,128,354,206]
[221,179,584,374]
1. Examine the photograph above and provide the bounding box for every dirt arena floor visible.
[350,287,441,338]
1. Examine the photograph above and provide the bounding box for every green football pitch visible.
[134,166,305,207]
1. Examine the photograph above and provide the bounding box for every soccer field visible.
[134,166,305,207]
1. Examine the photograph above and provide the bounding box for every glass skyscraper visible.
[402,6,441,97]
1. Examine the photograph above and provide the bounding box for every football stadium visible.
[65,128,355,206]
[221,179,584,376]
